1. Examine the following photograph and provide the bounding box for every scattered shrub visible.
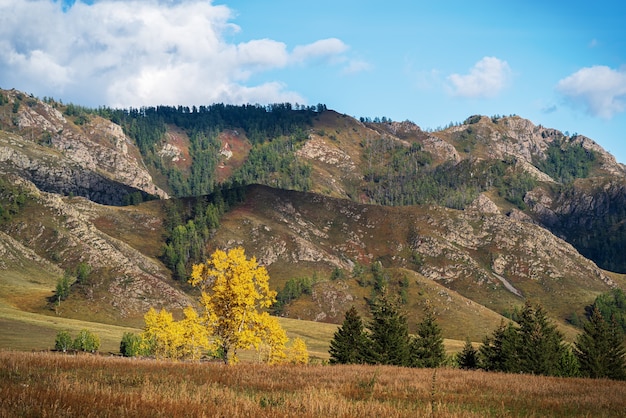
[72,329,100,353]
[120,332,145,357]
[54,330,73,353]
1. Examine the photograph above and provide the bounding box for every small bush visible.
[72,329,100,353]
[54,330,73,353]
[120,332,145,357]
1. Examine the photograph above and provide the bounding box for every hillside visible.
[1,88,626,348]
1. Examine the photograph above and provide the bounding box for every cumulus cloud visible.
[447,57,511,99]
[0,0,350,107]
[556,66,626,119]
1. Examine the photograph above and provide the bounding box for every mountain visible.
[1,88,625,342]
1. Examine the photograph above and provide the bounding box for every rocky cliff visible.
[0,90,167,205]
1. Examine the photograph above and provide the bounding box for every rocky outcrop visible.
[466,194,499,214]
[0,90,168,204]
[0,131,156,205]
[297,135,357,173]
[441,116,626,177]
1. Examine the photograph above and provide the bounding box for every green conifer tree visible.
[479,321,520,373]
[329,306,369,364]
[368,292,410,366]
[517,301,567,376]
[457,337,479,370]
[575,306,626,380]
[409,307,446,368]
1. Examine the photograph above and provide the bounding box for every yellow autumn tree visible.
[258,313,288,364]
[189,247,286,364]
[141,306,211,361]
[179,306,213,361]
[141,307,185,360]
[287,337,310,365]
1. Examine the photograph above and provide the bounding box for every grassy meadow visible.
[2,350,626,417]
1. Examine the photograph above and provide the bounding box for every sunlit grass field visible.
[2,350,625,417]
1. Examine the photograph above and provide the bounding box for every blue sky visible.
[2,1,625,162]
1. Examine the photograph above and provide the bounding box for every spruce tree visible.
[457,337,479,370]
[575,306,626,380]
[555,345,580,377]
[329,306,369,364]
[479,321,520,373]
[409,307,446,368]
[517,301,566,376]
[368,292,410,366]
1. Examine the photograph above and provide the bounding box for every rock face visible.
[444,116,626,177]
[0,131,155,205]
[466,194,499,214]
[0,90,168,205]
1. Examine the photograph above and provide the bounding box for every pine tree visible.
[368,293,410,366]
[575,306,626,380]
[457,337,479,370]
[329,306,369,364]
[555,345,580,377]
[409,307,446,368]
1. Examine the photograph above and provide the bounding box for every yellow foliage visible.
[258,313,288,364]
[190,247,285,364]
[287,337,310,365]
[142,307,184,360]
[179,306,213,361]
[141,306,210,361]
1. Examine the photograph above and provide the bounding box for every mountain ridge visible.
[1,88,625,343]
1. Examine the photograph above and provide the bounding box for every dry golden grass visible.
[2,351,625,417]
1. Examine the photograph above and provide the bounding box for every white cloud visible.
[0,0,348,107]
[556,66,626,119]
[447,57,511,99]
[291,38,348,64]
[341,59,371,75]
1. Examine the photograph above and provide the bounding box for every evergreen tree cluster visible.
[0,177,28,224]
[534,138,597,184]
[360,139,536,210]
[329,294,446,368]
[561,188,626,273]
[231,134,312,192]
[96,103,321,198]
[330,299,626,380]
[480,301,625,379]
[587,288,626,334]
[161,186,245,280]
[272,276,315,315]
[575,306,626,380]
[480,302,571,376]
